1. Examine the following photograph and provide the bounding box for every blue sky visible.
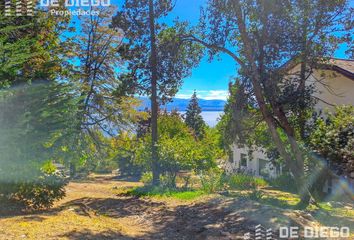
[110,0,235,100]
[161,0,236,101]
[69,0,352,100]
[161,0,352,100]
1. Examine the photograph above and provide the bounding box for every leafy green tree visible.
[0,82,78,208]
[135,112,219,187]
[109,131,143,177]
[185,90,206,139]
[310,106,354,176]
[0,5,73,208]
[0,2,70,88]
[308,106,354,197]
[189,0,352,207]
[218,80,279,163]
[61,6,141,175]
[112,0,203,185]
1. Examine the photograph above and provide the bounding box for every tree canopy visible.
[193,0,353,206]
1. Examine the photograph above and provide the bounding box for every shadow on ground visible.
[53,196,259,239]
[2,175,353,239]
[58,196,167,219]
[58,229,133,240]
[312,210,354,229]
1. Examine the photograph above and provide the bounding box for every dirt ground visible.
[0,174,353,240]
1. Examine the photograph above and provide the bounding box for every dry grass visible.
[0,174,147,239]
[1,174,353,239]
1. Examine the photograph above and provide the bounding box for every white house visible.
[226,58,354,182]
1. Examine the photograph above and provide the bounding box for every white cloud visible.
[176,90,228,100]
[174,93,193,99]
[201,90,228,100]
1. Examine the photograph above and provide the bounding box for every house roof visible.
[282,57,354,80]
[326,58,354,80]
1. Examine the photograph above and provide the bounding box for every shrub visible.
[135,113,220,185]
[227,174,267,190]
[10,172,67,209]
[199,168,225,193]
[140,172,176,187]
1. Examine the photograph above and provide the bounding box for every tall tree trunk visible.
[148,0,160,185]
[232,0,312,206]
[69,162,76,179]
[298,0,310,140]
[251,77,311,207]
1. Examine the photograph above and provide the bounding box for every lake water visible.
[179,111,223,127]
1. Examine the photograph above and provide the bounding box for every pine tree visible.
[112,1,203,185]
[185,90,206,139]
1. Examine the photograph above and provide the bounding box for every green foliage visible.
[11,171,67,209]
[140,172,153,185]
[309,106,354,177]
[226,174,268,190]
[185,90,206,139]
[0,83,76,168]
[0,9,74,208]
[108,131,141,176]
[135,112,220,186]
[139,172,175,187]
[201,0,352,206]
[217,81,281,162]
[199,170,268,193]
[0,82,77,208]
[0,8,70,87]
[41,161,57,174]
[112,3,203,102]
[53,8,143,175]
[65,6,140,138]
[113,2,203,183]
[199,168,225,193]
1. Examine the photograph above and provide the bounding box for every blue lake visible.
[179,111,223,127]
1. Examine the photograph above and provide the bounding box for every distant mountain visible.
[138,97,226,112]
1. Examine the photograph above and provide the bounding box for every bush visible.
[135,113,220,185]
[199,168,225,193]
[227,174,268,190]
[9,172,67,209]
[140,172,179,188]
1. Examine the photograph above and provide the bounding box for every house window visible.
[240,153,247,167]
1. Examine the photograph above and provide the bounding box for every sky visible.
[110,0,236,101]
[142,0,351,100]
[69,0,352,101]
[160,0,236,101]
